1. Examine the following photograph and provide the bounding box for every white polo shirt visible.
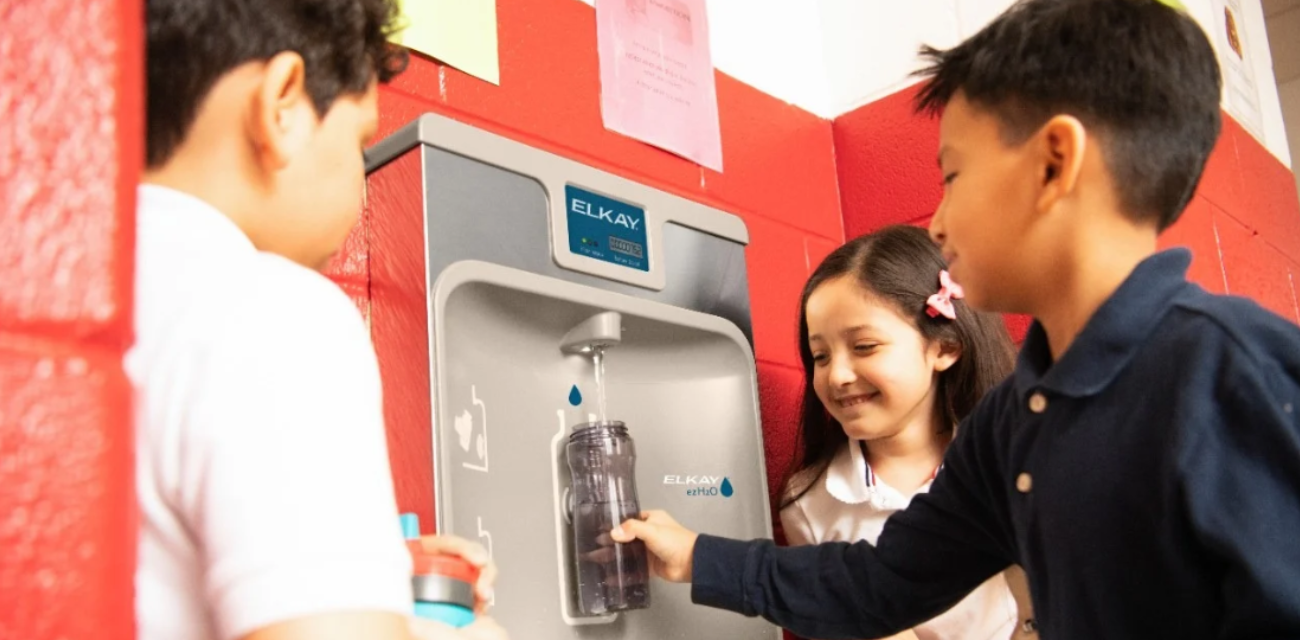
[128,185,412,640]
[781,441,1020,640]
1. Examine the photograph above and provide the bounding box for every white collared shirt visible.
[781,441,1019,640]
[128,185,411,640]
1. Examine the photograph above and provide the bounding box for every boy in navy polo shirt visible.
[611,0,1300,638]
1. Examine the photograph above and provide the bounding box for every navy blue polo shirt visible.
[692,249,1300,639]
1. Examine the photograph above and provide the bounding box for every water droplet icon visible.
[568,385,583,406]
[720,477,734,498]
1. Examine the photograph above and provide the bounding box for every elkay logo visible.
[569,197,643,231]
[663,475,734,498]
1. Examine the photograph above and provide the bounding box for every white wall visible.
[814,0,962,116]
[571,0,1292,166]
[1186,0,1293,166]
[572,0,833,113]
[572,0,967,116]
[705,0,832,114]
[1264,0,1300,195]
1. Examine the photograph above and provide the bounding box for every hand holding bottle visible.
[609,510,699,583]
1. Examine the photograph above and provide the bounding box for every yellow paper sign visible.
[394,0,500,85]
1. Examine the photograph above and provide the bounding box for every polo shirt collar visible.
[1013,249,1193,399]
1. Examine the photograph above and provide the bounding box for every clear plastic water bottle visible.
[567,421,651,615]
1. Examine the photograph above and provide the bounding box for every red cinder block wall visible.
[323,0,844,537]
[6,2,1300,639]
[0,1,142,639]
[833,85,1300,341]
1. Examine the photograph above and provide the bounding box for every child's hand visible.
[407,615,509,640]
[416,535,497,612]
[456,617,509,640]
[609,510,698,583]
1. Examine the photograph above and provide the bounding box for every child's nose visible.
[929,209,946,245]
[827,354,856,387]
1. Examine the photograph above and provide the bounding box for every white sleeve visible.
[177,272,412,640]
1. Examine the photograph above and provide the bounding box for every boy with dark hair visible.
[611,1,1300,638]
[132,2,507,640]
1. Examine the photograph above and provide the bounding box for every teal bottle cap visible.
[400,513,420,540]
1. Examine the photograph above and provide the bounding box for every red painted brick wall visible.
[8,3,1300,638]
[833,84,1300,340]
[0,1,142,639]
[324,0,844,535]
[1174,117,1300,321]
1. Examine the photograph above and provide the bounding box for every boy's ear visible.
[248,52,316,171]
[932,338,962,373]
[1033,114,1087,215]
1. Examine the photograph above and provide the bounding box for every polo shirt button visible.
[1016,472,1033,493]
[1028,392,1047,413]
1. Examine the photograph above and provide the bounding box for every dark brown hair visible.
[912,0,1221,231]
[780,225,1015,508]
[146,0,409,168]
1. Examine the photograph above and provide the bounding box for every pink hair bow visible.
[926,270,964,320]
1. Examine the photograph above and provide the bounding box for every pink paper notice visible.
[596,0,723,172]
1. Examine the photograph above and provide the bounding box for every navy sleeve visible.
[690,392,1016,639]
[1179,347,1300,638]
